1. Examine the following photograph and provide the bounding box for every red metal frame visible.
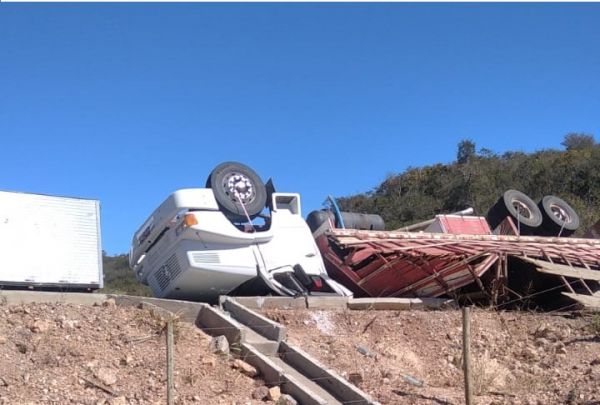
[317,228,600,301]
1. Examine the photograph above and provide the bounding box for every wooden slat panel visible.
[329,228,600,246]
[520,257,600,281]
[562,292,600,309]
[329,233,600,263]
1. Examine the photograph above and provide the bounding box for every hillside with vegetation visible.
[338,133,600,234]
[100,253,152,296]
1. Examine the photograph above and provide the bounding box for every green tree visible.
[457,139,476,164]
[561,133,595,151]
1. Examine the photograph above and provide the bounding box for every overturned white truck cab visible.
[129,162,351,302]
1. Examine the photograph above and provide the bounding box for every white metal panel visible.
[130,188,219,266]
[424,218,444,233]
[0,191,103,288]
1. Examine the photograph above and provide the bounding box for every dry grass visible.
[471,351,510,395]
[587,313,600,336]
[182,367,200,386]
[132,305,184,343]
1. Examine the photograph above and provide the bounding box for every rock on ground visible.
[232,359,258,377]
[276,394,298,405]
[252,385,269,400]
[267,386,281,401]
[208,335,230,355]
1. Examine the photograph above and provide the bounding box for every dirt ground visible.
[2,300,599,405]
[0,301,268,405]
[262,307,600,405]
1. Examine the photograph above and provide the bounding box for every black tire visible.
[205,162,267,221]
[537,195,579,237]
[486,190,543,235]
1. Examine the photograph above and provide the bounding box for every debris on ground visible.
[252,385,270,400]
[267,386,281,401]
[232,359,259,378]
[276,394,298,405]
[355,344,376,358]
[402,374,424,388]
[209,335,230,356]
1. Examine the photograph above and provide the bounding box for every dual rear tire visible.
[486,190,579,236]
[537,195,579,236]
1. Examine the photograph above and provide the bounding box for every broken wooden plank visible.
[562,292,600,309]
[519,257,600,281]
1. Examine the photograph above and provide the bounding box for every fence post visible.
[167,320,174,405]
[463,306,473,405]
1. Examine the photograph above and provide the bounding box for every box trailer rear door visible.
[0,191,103,289]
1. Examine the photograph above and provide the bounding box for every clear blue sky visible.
[1,4,599,254]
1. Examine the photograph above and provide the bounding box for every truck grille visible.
[153,254,182,292]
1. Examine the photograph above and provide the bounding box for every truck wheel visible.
[206,162,267,222]
[486,190,543,235]
[538,195,579,237]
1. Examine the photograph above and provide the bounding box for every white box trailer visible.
[0,190,103,290]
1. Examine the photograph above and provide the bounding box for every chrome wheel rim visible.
[223,172,255,204]
[511,199,532,219]
[550,203,570,223]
